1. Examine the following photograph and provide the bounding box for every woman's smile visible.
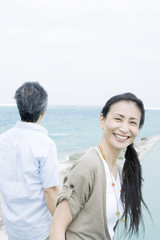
[113,133,130,142]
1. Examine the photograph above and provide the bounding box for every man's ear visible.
[36,109,46,124]
[41,108,46,117]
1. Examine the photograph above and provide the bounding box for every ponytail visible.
[121,143,146,234]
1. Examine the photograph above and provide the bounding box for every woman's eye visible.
[115,118,121,121]
[130,121,137,125]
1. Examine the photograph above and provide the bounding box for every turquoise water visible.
[0,106,160,161]
[42,106,160,162]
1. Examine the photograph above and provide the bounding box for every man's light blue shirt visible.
[0,121,59,240]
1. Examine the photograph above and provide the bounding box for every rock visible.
[134,135,160,159]
[69,152,84,161]
[141,137,147,141]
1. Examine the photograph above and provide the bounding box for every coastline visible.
[58,134,160,183]
[1,134,160,239]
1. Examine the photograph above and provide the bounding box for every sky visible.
[0,0,160,108]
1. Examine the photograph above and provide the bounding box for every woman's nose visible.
[119,122,129,133]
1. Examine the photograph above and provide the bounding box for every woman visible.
[49,92,147,240]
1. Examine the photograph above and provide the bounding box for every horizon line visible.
[0,103,160,110]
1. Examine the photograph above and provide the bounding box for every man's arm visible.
[44,186,59,216]
[49,200,73,240]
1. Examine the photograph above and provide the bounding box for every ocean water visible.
[0,106,160,161]
[0,105,160,239]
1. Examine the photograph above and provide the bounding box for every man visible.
[0,82,59,240]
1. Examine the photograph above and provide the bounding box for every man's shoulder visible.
[0,125,56,149]
[33,131,56,147]
[0,127,15,139]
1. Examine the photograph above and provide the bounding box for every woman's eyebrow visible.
[114,113,139,120]
[113,113,124,118]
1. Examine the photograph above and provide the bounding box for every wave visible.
[50,133,68,137]
[146,107,160,110]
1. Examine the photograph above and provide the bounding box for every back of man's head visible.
[14,82,48,123]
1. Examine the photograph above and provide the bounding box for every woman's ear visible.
[99,113,105,129]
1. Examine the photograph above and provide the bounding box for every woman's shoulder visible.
[74,147,102,171]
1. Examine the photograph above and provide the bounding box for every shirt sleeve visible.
[40,142,60,189]
[57,157,95,219]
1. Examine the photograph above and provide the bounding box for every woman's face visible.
[100,100,141,151]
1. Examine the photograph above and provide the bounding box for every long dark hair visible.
[101,92,147,235]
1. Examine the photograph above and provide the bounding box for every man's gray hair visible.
[14,82,48,122]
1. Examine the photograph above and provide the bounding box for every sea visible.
[0,105,160,162]
[0,105,160,240]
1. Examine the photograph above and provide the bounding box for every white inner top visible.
[95,147,124,240]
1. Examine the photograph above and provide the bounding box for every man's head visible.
[14,82,48,123]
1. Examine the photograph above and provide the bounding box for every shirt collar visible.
[15,121,48,135]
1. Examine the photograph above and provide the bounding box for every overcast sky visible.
[0,0,160,108]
